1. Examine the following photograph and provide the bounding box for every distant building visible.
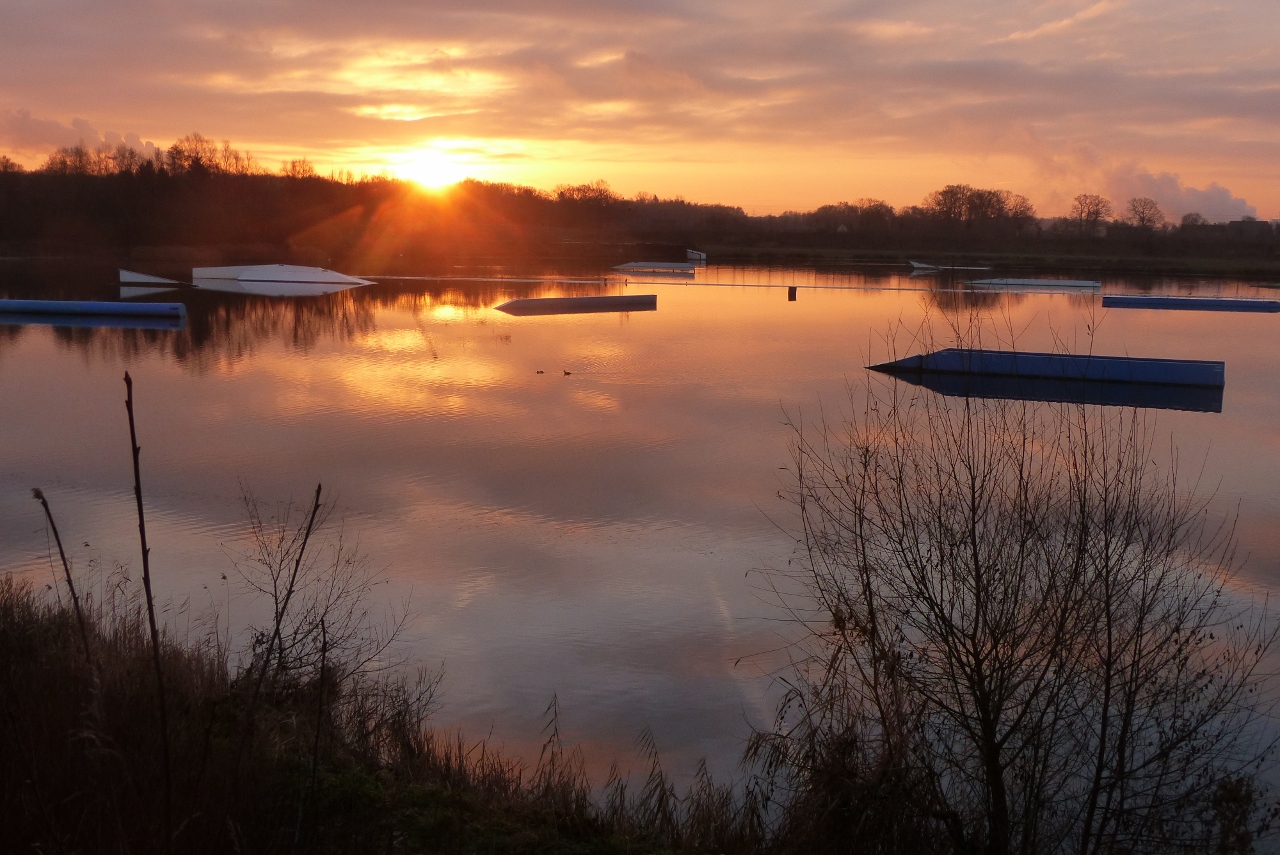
[1227,219,1274,240]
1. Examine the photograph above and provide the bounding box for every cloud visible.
[1106,166,1257,222]
[0,0,1277,211]
[0,110,161,164]
[1001,0,1123,42]
[0,110,99,151]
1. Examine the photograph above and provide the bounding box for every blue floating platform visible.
[495,295,657,316]
[1102,295,1280,313]
[871,348,1224,388]
[0,299,187,318]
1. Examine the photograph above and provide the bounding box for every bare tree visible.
[1126,197,1165,229]
[1070,194,1113,235]
[555,179,620,204]
[924,185,975,221]
[42,144,94,175]
[0,154,24,173]
[280,158,318,179]
[999,190,1037,221]
[921,185,1034,226]
[111,144,144,174]
[167,133,220,174]
[216,140,261,175]
[752,373,1276,855]
[1181,212,1208,227]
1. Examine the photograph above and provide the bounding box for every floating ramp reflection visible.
[495,295,657,316]
[870,348,1225,413]
[883,371,1223,413]
[0,312,186,331]
[1102,295,1280,313]
[0,299,187,330]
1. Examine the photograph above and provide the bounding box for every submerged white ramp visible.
[496,295,657,316]
[613,262,696,276]
[970,278,1101,290]
[192,265,373,297]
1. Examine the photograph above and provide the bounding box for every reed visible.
[0,566,770,854]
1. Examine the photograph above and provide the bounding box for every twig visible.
[234,482,324,789]
[124,371,173,855]
[295,617,328,853]
[31,488,93,669]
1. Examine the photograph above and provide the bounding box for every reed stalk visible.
[124,371,173,855]
[31,487,92,669]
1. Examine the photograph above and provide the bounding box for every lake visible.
[3,259,1280,783]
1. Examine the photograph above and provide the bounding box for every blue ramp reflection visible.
[883,371,1223,413]
[0,312,186,331]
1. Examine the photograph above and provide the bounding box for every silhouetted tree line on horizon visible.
[0,135,1275,269]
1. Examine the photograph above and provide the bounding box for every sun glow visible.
[394,147,472,189]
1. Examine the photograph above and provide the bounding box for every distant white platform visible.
[613,262,697,273]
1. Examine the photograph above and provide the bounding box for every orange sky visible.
[3,0,1278,219]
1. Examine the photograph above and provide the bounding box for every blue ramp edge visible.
[0,299,187,318]
[870,348,1224,388]
[1102,295,1280,313]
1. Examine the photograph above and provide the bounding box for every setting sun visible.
[393,146,471,189]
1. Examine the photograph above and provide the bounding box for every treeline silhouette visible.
[1,135,1276,271]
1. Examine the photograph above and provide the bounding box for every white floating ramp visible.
[495,295,657,316]
[970,278,1101,290]
[192,265,373,297]
[1102,295,1280,313]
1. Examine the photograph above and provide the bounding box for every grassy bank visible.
[0,573,760,855]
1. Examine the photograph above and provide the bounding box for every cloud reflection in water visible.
[3,266,1280,781]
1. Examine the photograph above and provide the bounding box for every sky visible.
[2,0,1278,217]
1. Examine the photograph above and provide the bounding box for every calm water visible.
[4,260,1280,781]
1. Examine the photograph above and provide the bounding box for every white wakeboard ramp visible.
[191,265,373,297]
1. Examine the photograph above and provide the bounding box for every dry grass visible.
[0,559,763,855]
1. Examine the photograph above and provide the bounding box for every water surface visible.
[3,260,1279,780]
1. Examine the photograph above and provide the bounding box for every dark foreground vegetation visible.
[4,360,1279,853]
[1,135,1278,274]
[2,378,759,855]
[0,573,766,855]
